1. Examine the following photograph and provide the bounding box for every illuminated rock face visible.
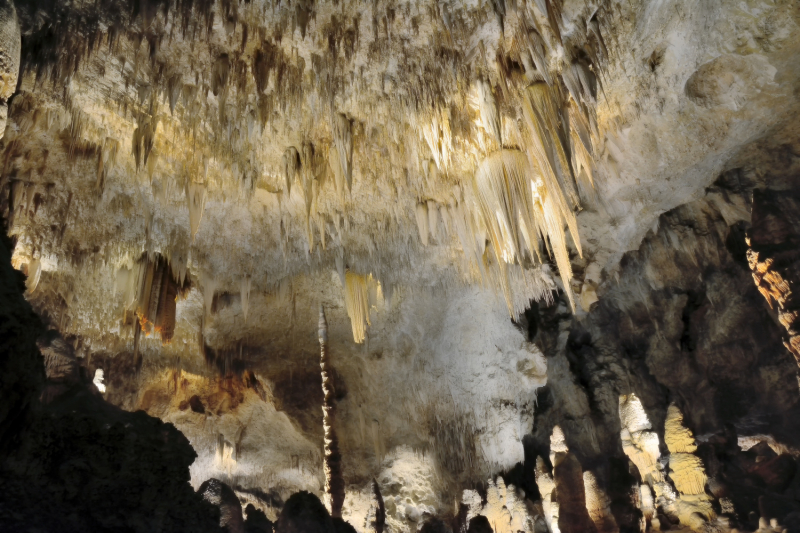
[2,0,800,531]
[747,188,800,370]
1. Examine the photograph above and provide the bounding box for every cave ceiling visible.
[3,0,800,530]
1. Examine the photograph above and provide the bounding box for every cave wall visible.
[524,134,800,531]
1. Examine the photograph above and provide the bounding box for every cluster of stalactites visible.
[117,254,185,345]
[463,27,604,313]
[456,1,609,313]
[283,140,331,252]
[471,148,581,313]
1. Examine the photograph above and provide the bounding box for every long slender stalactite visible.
[319,304,345,518]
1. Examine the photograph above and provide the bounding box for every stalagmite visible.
[535,456,560,533]
[319,305,345,518]
[664,404,714,525]
[365,480,385,533]
[619,394,680,526]
[92,369,106,393]
[619,393,663,486]
[583,471,618,533]
[548,426,598,533]
[462,477,535,533]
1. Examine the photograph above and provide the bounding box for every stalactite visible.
[344,271,376,344]
[319,305,345,518]
[186,181,206,242]
[333,113,353,193]
[586,17,608,66]
[520,27,551,86]
[300,140,316,216]
[471,149,579,311]
[212,54,231,96]
[478,78,501,145]
[153,263,177,344]
[426,200,439,242]
[121,254,184,345]
[24,258,41,293]
[524,82,581,212]
[283,146,299,195]
[167,73,182,115]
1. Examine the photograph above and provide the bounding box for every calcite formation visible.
[1,0,800,531]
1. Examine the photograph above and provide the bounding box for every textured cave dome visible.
[1,0,800,531]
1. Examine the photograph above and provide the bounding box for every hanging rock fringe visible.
[472,149,579,312]
[344,271,378,343]
[129,255,182,345]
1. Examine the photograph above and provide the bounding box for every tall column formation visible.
[618,394,676,526]
[366,479,385,533]
[663,404,714,528]
[746,189,800,373]
[319,305,345,518]
[535,456,559,533]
